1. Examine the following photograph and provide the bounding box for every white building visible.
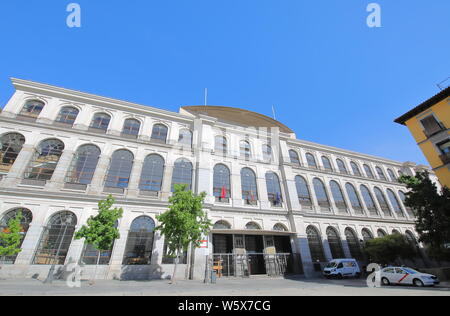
[0,78,434,280]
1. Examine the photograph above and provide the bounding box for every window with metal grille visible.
[336,159,348,174]
[326,227,345,259]
[19,100,45,118]
[387,189,404,217]
[65,144,100,185]
[313,178,330,208]
[139,154,164,192]
[360,185,378,215]
[387,169,397,182]
[262,144,272,161]
[213,220,231,230]
[289,150,300,165]
[306,226,325,262]
[80,221,118,265]
[295,175,312,208]
[398,191,414,216]
[24,139,65,181]
[122,119,141,137]
[214,136,227,153]
[171,158,193,191]
[162,239,187,264]
[123,216,155,265]
[241,167,258,205]
[90,113,111,131]
[330,181,347,211]
[33,211,77,265]
[56,107,79,126]
[104,150,134,188]
[151,124,168,143]
[240,141,251,159]
[377,229,387,238]
[363,164,374,178]
[321,156,333,171]
[0,133,25,174]
[273,223,288,232]
[0,208,33,264]
[345,183,364,213]
[265,172,282,206]
[178,129,192,147]
[345,228,363,260]
[245,222,261,230]
[350,161,361,176]
[376,167,387,180]
[374,187,392,216]
[213,164,231,202]
[306,153,317,169]
[361,229,374,242]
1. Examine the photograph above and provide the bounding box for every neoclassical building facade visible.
[0,78,436,280]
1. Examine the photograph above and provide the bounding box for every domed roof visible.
[181,105,294,134]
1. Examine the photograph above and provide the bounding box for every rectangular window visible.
[438,140,450,165]
[421,115,445,137]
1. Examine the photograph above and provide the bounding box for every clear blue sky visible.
[1,1,449,165]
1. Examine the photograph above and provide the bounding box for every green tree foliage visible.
[399,171,450,260]
[75,195,123,252]
[363,233,416,265]
[0,211,23,258]
[156,184,211,282]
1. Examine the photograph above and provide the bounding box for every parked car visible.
[323,259,361,279]
[380,267,440,287]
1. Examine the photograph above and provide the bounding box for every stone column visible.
[0,144,35,187]
[160,164,174,200]
[107,227,129,280]
[36,98,59,125]
[341,239,352,259]
[14,223,45,265]
[322,238,334,262]
[1,91,25,118]
[126,160,144,198]
[295,234,315,278]
[46,150,75,190]
[87,155,110,195]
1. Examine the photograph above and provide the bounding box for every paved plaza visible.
[0,277,449,296]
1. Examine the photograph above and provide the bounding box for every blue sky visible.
[0,1,449,165]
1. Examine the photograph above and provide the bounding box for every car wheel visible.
[337,273,343,280]
[413,279,424,287]
[381,277,390,286]
[355,272,361,279]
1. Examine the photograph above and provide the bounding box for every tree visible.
[399,171,450,261]
[363,234,416,266]
[156,184,211,283]
[0,211,23,260]
[75,195,123,282]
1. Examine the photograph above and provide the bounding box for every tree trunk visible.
[171,253,180,284]
[90,251,100,285]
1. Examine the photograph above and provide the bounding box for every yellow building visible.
[395,87,450,188]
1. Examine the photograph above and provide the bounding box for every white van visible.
[323,259,361,279]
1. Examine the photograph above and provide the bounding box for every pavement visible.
[1,276,450,296]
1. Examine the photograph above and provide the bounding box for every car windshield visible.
[403,268,418,274]
[326,262,337,268]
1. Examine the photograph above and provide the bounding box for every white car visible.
[323,259,361,279]
[380,267,440,287]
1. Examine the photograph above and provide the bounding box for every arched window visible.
[361,229,374,242]
[387,169,397,182]
[178,129,192,147]
[213,220,231,230]
[363,164,374,178]
[345,228,363,260]
[0,208,33,264]
[90,113,111,132]
[376,167,387,181]
[139,154,165,193]
[24,139,65,181]
[392,229,401,235]
[240,141,251,159]
[289,150,300,165]
[306,226,325,262]
[336,159,348,174]
[0,133,25,173]
[405,230,418,247]
[19,100,45,119]
[321,156,333,171]
[295,176,312,209]
[241,168,258,205]
[213,164,231,202]
[171,158,193,191]
[65,144,101,185]
[104,150,134,188]
[262,144,272,161]
[327,227,345,259]
[330,181,347,212]
[273,223,288,232]
[398,191,414,217]
[214,136,227,153]
[387,189,404,217]
[313,178,330,210]
[374,187,392,216]
[56,107,79,126]
[306,153,317,169]
[350,161,361,176]
[123,216,155,265]
[265,172,282,207]
[151,124,168,144]
[245,222,261,230]
[345,183,364,214]
[80,221,118,265]
[360,185,378,215]
[377,229,387,238]
[122,119,141,138]
[33,211,77,265]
